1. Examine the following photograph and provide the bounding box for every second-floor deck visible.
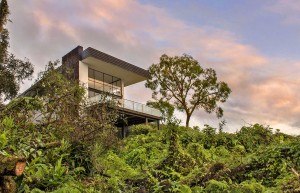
[88,95,162,118]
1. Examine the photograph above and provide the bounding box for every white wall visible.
[79,61,89,97]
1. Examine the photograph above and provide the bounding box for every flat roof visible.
[21,46,151,96]
[81,47,150,84]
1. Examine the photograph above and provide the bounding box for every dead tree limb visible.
[290,166,300,182]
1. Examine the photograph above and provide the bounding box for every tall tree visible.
[145,54,231,128]
[0,0,33,102]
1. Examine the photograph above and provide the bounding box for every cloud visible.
[6,0,300,134]
[267,0,300,24]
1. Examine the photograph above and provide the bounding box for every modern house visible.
[20,46,162,137]
[29,46,161,137]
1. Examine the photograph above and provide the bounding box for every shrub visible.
[129,124,154,135]
[204,180,229,193]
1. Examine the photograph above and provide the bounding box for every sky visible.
[7,0,300,134]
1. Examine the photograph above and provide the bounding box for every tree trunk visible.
[185,114,191,128]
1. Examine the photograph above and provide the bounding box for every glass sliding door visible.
[88,68,122,98]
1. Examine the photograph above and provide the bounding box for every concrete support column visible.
[157,120,160,130]
[145,118,148,125]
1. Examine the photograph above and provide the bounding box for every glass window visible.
[95,81,103,91]
[88,68,94,79]
[115,80,121,87]
[104,84,112,93]
[112,79,121,96]
[88,78,94,89]
[94,71,103,82]
[104,74,112,84]
[88,68,122,97]
[113,77,119,83]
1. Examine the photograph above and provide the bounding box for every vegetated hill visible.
[0,112,299,192]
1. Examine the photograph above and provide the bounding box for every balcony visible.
[88,95,162,118]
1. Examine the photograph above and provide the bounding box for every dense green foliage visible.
[0,64,299,192]
[145,54,231,127]
[0,64,121,192]
[1,95,300,193]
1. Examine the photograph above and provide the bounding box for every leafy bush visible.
[129,124,155,135]
[204,180,229,192]
[1,84,300,192]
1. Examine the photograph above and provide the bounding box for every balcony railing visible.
[88,95,162,117]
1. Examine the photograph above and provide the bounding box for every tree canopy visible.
[0,0,33,102]
[146,54,231,127]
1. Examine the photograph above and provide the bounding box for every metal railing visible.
[88,95,162,117]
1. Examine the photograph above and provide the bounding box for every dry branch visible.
[290,166,300,182]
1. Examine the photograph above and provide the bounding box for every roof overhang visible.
[81,47,150,86]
